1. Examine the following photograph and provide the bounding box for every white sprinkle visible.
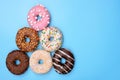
[46,15,49,17]
[34,21,36,24]
[28,19,30,21]
[38,10,40,12]
[39,19,42,21]
[33,9,35,11]
[47,21,50,24]
[39,14,42,17]
[30,10,33,13]
[28,16,29,18]
[40,4,43,7]
[35,17,37,19]
[32,26,35,28]
[30,21,33,23]
[32,13,35,16]
[39,67,43,70]
[43,12,45,15]
[36,27,39,31]
[48,60,52,63]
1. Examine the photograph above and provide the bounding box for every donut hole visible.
[25,37,30,43]
[36,15,42,21]
[38,60,43,64]
[60,58,66,64]
[49,37,54,41]
[15,60,20,65]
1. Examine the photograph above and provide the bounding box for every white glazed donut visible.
[29,50,52,74]
[40,27,62,52]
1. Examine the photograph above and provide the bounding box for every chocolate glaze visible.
[6,50,29,75]
[52,48,75,74]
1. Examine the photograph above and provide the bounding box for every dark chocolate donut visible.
[16,27,39,52]
[52,48,75,74]
[6,50,29,75]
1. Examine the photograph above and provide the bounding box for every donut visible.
[30,50,52,74]
[27,4,50,31]
[40,27,62,52]
[16,27,39,52]
[52,48,75,74]
[6,50,29,75]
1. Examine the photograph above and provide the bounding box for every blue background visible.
[0,0,120,80]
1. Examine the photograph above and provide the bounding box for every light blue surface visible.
[0,0,120,80]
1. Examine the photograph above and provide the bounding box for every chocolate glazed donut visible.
[52,48,75,74]
[16,27,39,52]
[6,50,29,75]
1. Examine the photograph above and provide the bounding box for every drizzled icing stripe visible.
[58,50,74,60]
[53,48,75,74]
[64,64,72,70]
[55,69,61,74]
[53,58,60,62]
[54,54,73,66]
[53,63,68,73]
[67,60,73,66]
[55,53,62,58]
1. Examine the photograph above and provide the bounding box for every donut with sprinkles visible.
[40,27,62,52]
[52,48,75,74]
[27,4,50,31]
[6,3,75,75]
[29,50,53,74]
[16,27,39,52]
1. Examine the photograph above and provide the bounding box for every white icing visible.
[53,58,60,62]
[59,50,74,60]
[65,64,72,70]
[53,63,68,73]
[55,54,62,58]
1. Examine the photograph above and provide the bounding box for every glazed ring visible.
[6,50,29,75]
[52,48,75,74]
[30,50,52,74]
[27,4,50,31]
[16,27,39,52]
[40,27,62,52]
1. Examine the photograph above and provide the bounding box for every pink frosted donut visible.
[27,5,50,31]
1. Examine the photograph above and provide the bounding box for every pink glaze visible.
[27,5,50,31]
